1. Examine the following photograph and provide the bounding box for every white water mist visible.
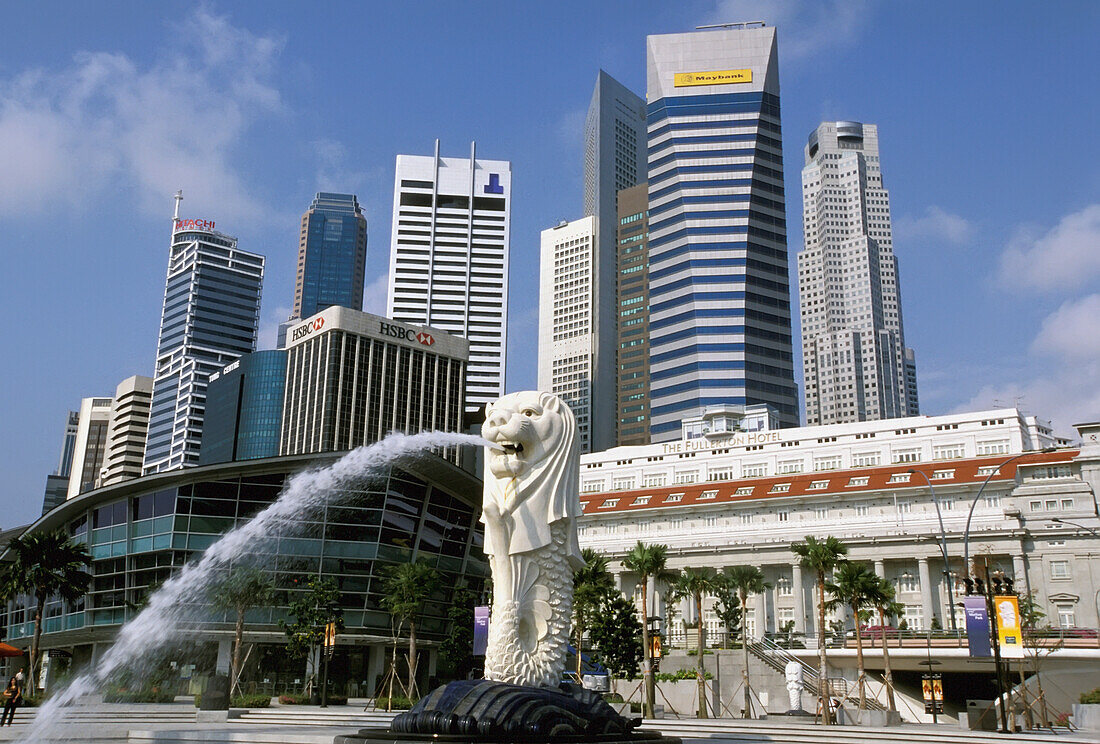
[19,430,490,742]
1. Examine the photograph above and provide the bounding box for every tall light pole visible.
[962,449,1057,577]
[1048,517,1100,538]
[909,469,958,631]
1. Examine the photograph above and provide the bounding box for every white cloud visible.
[997,204,1100,292]
[1030,294,1100,361]
[257,304,292,351]
[313,139,371,193]
[895,205,974,246]
[0,9,285,224]
[556,107,587,150]
[362,271,390,316]
[704,0,875,62]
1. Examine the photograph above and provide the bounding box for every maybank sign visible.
[674,69,752,87]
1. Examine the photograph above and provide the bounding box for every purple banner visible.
[964,596,992,658]
[473,605,489,656]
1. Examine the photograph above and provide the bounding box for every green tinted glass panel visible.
[91,527,112,545]
[131,520,153,538]
[172,534,187,550]
[188,515,234,534]
[153,516,174,534]
[91,544,112,559]
[130,537,153,553]
[153,534,171,551]
[187,534,217,551]
[111,542,127,557]
[111,525,127,542]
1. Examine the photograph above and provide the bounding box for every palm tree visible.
[869,577,900,712]
[668,567,717,718]
[572,548,615,680]
[826,562,878,713]
[790,536,848,724]
[1,530,91,689]
[211,566,275,695]
[722,565,771,719]
[380,559,442,700]
[622,541,670,719]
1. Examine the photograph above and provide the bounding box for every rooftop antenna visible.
[173,190,183,222]
[696,21,766,30]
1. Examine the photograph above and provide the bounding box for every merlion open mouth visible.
[500,442,524,455]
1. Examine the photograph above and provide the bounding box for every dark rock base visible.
[336,679,678,744]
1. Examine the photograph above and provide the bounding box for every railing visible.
[748,636,888,713]
[769,627,1100,651]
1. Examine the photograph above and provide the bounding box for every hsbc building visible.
[280,306,468,457]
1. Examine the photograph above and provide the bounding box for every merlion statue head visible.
[482,390,577,483]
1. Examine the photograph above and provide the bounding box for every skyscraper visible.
[294,193,368,318]
[538,216,599,453]
[200,350,287,465]
[67,396,112,498]
[615,182,651,446]
[645,24,799,441]
[99,375,154,486]
[798,121,919,424]
[583,72,647,447]
[144,199,264,474]
[40,410,79,514]
[387,141,510,411]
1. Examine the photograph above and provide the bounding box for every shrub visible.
[279,693,311,705]
[655,668,712,682]
[1081,687,1100,705]
[629,702,641,713]
[105,687,176,703]
[374,696,414,710]
[232,694,271,708]
[20,697,41,707]
[603,693,624,703]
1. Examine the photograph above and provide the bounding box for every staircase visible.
[748,636,888,712]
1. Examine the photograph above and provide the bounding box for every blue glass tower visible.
[294,193,368,319]
[199,350,287,464]
[645,25,799,441]
[144,208,264,474]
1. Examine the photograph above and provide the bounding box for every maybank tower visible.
[646,24,798,441]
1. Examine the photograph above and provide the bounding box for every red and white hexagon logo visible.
[416,331,434,346]
[313,317,325,331]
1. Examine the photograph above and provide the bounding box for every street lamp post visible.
[962,449,1057,578]
[1049,517,1100,538]
[909,469,958,632]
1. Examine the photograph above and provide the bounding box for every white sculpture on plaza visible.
[480,391,585,687]
[785,660,805,713]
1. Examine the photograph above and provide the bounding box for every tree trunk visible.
[408,620,418,700]
[576,618,584,681]
[30,593,46,692]
[696,592,707,718]
[740,588,752,718]
[232,606,245,695]
[640,578,654,719]
[878,605,896,711]
[852,601,866,713]
[817,573,830,724]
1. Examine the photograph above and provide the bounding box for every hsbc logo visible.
[379,322,435,347]
[291,317,325,342]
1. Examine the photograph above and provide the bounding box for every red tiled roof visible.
[579,450,1077,515]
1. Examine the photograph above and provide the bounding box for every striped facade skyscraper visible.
[798,122,918,424]
[645,24,798,441]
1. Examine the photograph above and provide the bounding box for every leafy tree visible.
[380,559,442,700]
[572,548,615,679]
[1,529,91,689]
[868,576,898,711]
[709,573,742,649]
[589,593,643,680]
[622,541,672,718]
[279,576,344,693]
[790,535,848,724]
[722,565,771,718]
[668,567,717,718]
[826,562,878,712]
[438,585,476,681]
[210,566,274,694]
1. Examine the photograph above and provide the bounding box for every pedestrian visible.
[13,669,22,687]
[0,677,20,726]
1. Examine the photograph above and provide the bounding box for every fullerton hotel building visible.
[576,406,1100,642]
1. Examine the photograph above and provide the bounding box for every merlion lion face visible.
[483,391,566,480]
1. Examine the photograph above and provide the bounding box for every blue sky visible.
[2,1,1099,528]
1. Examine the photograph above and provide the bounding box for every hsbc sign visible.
[379,322,434,347]
[291,316,326,342]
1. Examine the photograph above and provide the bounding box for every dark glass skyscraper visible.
[200,350,287,465]
[294,193,368,319]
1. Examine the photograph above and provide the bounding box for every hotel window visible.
[976,439,1010,456]
[1056,603,1077,628]
[606,523,618,535]
[1061,498,1074,510]
[852,452,880,467]
[704,515,718,528]
[665,493,684,503]
[778,607,795,625]
[814,507,828,520]
[708,468,734,482]
[888,473,911,483]
[599,498,618,509]
[1046,499,1058,510]
[643,474,667,488]
[742,463,767,478]
[611,477,636,491]
[814,456,842,471]
[1029,500,1043,511]
[632,496,650,506]
[977,466,999,477]
[778,460,804,474]
[776,576,792,596]
[735,486,754,496]
[848,476,869,487]
[699,490,718,500]
[740,513,754,524]
[670,518,684,530]
[903,605,924,630]
[770,483,791,493]
[808,480,829,490]
[778,510,789,522]
[933,443,965,460]
[939,497,954,511]
[636,520,649,533]
[1026,465,1072,480]
[898,573,919,593]
[932,469,954,480]
[673,471,698,485]
[581,480,604,494]
[855,504,869,517]
[892,449,921,464]
[896,500,911,514]
[1050,560,1071,580]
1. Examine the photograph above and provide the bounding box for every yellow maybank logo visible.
[674,69,752,87]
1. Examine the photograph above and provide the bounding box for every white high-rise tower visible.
[798,121,919,425]
[387,141,510,411]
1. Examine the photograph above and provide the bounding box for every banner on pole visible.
[473,605,489,656]
[964,596,992,657]
[994,595,1024,658]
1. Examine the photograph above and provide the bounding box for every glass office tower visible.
[200,350,288,465]
[144,216,264,474]
[645,24,799,441]
[294,193,368,319]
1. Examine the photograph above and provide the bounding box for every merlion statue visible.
[382,392,651,742]
[785,660,805,713]
[480,390,585,687]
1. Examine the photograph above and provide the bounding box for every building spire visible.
[173,190,183,222]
